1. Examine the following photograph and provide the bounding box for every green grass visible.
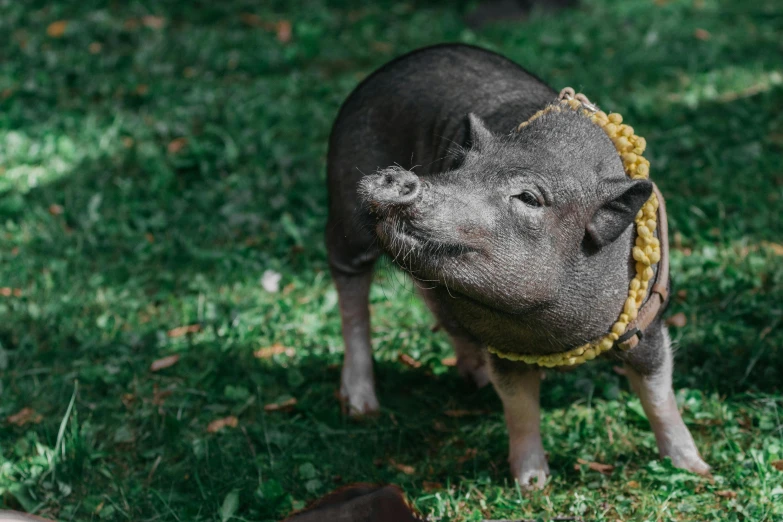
[1,0,782,520]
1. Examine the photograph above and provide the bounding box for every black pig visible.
[326,44,709,488]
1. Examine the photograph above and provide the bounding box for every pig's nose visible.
[369,168,422,207]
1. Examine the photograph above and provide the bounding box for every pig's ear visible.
[585,178,653,249]
[467,113,494,151]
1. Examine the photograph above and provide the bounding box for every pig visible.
[325,43,709,489]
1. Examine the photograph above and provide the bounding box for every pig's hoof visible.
[511,450,550,491]
[670,453,711,477]
[515,466,549,491]
[339,383,380,417]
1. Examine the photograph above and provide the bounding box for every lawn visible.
[1,0,782,520]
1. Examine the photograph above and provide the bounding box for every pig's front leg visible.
[489,361,549,490]
[622,324,710,476]
[333,270,380,416]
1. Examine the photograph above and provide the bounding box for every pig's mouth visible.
[377,218,476,263]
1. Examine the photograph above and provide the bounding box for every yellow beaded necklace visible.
[487,88,661,368]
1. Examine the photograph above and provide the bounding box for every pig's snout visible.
[363,168,422,208]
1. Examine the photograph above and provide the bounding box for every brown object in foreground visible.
[282,484,424,522]
[0,511,56,521]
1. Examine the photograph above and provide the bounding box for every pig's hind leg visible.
[621,323,710,476]
[418,287,490,388]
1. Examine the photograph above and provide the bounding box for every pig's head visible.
[360,108,652,355]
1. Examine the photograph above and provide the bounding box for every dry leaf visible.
[149,354,180,372]
[772,460,783,471]
[7,408,43,426]
[88,42,102,54]
[398,353,421,368]
[264,397,297,412]
[135,84,149,95]
[167,137,188,154]
[694,28,711,40]
[152,388,173,406]
[389,459,415,475]
[666,312,687,328]
[276,20,292,43]
[142,16,165,29]
[240,13,267,28]
[122,136,134,148]
[444,409,485,417]
[121,393,136,408]
[441,357,457,367]
[167,324,200,337]
[422,481,442,492]
[457,448,478,464]
[124,18,140,31]
[49,204,64,215]
[145,233,155,243]
[626,480,640,488]
[47,20,68,38]
[254,343,294,359]
[762,241,783,256]
[715,490,737,499]
[207,416,238,433]
[576,458,614,475]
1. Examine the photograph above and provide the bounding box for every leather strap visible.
[618,183,670,351]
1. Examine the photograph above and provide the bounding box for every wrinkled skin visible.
[326,44,709,489]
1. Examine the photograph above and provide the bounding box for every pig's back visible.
[329,44,557,176]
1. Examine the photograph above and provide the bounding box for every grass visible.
[0,0,782,520]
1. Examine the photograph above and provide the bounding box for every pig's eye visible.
[513,191,542,208]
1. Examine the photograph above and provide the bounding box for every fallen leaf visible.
[261,270,282,293]
[441,357,457,367]
[762,241,783,256]
[167,324,200,337]
[772,460,783,471]
[666,312,687,328]
[626,480,640,488]
[254,343,294,359]
[457,448,478,464]
[694,28,711,40]
[389,459,415,474]
[13,288,21,297]
[47,20,68,38]
[167,137,188,154]
[88,41,102,54]
[576,458,614,475]
[152,388,173,406]
[276,20,292,43]
[398,353,421,368]
[715,490,737,498]
[422,481,442,492]
[7,408,43,426]
[444,409,486,417]
[145,233,155,243]
[142,15,166,29]
[122,136,134,148]
[49,203,64,215]
[207,416,238,433]
[0,288,22,297]
[149,354,180,372]
[121,393,136,408]
[264,397,297,412]
[124,18,140,31]
[240,13,267,28]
